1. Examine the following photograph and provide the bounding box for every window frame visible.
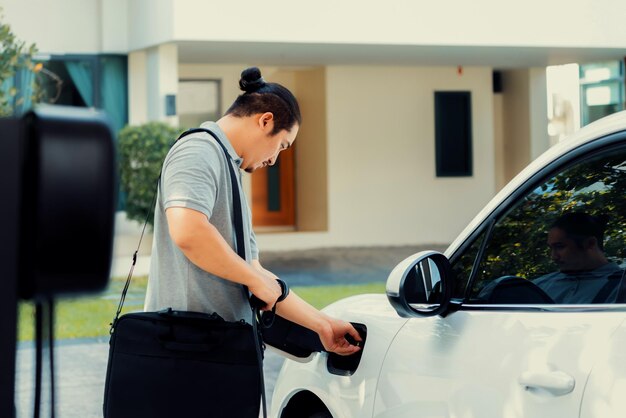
[40,54,100,106]
[579,60,626,127]
[447,130,626,311]
[177,78,222,130]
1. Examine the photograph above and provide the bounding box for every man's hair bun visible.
[239,67,266,93]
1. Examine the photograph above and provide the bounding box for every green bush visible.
[0,8,39,116]
[118,122,181,226]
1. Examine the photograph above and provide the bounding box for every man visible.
[144,67,362,354]
[534,212,624,303]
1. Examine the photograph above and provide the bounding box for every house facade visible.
[5,0,626,254]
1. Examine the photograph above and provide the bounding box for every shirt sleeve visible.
[161,138,221,219]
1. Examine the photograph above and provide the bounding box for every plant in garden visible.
[118,122,181,226]
[0,8,40,116]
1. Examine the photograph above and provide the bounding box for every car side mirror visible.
[386,251,453,317]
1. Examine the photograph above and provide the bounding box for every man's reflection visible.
[534,212,623,303]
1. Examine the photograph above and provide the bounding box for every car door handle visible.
[518,371,575,396]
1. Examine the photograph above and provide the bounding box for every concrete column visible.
[529,67,549,160]
[146,43,179,126]
[501,67,549,184]
[128,50,148,125]
[493,92,506,191]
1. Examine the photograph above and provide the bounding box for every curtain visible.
[3,68,36,115]
[17,68,35,113]
[99,56,128,135]
[1,76,14,115]
[65,56,129,210]
[65,60,94,107]
[99,56,129,210]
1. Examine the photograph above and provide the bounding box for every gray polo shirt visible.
[534,262,623,303]
[144,122,258,323]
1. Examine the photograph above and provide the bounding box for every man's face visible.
[243,124,298,174]
[547,227,590,272]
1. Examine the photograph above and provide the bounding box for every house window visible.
[29,55,128,134]
[8,55,128,134]
[580,61,625,126]
[177,79,221,130]
[434,91,473,177]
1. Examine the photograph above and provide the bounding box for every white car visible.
[269,110,626,418]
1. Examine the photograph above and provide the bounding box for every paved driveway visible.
[16,338,285,418]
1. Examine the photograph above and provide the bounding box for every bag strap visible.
[110,187,158,335]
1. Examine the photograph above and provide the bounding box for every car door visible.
[373,136,626,418]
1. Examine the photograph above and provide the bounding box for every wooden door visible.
[251,146,295,227]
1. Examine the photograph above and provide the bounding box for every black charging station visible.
[0,106,117,417]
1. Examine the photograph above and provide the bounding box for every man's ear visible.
[259,112,274,130]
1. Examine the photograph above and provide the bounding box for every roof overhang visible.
[177,41,626,68]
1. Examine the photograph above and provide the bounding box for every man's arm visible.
[166,207,281,306]
[251,260,362,356]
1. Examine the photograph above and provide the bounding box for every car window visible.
[467,144,626,305]
[450,229,488,299]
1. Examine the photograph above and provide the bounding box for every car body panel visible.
[374,309,626,418]
[580,317,626,418]
[270,294,408,418]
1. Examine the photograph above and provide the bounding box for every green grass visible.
[291,283,385,310]
[17,278,385,342]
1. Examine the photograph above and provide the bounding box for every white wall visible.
[258,65,496,250]
[328,66,495,246]
[165,0,626,50]
[101,0,129,53]
[6,0,626,56]
[3,0,100,53]
[127,0,173,51]
[2,0,128,53]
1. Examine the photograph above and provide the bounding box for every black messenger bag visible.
[103,309,261,418]
[103,128,269,418]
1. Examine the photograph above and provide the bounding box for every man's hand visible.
[318,317,362,356]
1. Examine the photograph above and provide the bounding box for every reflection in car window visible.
[469,145,626,304]
[450,229,487,299]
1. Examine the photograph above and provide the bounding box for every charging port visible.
[327,323,367,376]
